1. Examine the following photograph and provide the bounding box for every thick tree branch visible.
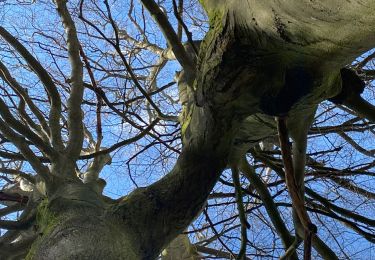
[140,0,195,79]
[277,117,316,260]
[113,104,235,259]
[276,119,314,226]
[18,98,50,143]
[55,0,84,161]
[114,149,226,258]
[343,95,375,123]
[0,209,35,230]
[0,203,25,217]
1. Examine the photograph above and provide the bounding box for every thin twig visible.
[203,209,236,259]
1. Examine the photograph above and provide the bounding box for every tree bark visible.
[24,1,375,259]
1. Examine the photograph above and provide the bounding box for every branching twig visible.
[0,26,63,150]
[79,0,177,122]
[203,209,236,259]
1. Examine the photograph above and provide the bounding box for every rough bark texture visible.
[23,0,375,259]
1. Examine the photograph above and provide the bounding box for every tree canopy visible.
[0,0,374,259]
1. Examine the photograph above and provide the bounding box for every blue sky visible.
[0,1,374,259]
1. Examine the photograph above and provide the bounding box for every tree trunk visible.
[25,0,375,259]
[27,189,139,259]
[28,103,239,259]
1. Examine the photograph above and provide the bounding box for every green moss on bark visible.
[26,199,59,260]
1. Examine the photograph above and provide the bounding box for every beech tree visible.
[0,0,375,259]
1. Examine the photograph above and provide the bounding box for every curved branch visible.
[18,97,50,143]
[0,210,35,230]
[0,118,50,180]
[140,0,195,78]
[0,26,63,150]
[343,95,375,123]
[111,104,233,259]
[80,118,159,160]
[0,97,56,158]
[0,60,50,140]
[0,203,25,217]
[329,176,375,200]
[306,188,375,227]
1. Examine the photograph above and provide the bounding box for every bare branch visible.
[231,166,248,259]
[0,26,63,150]
[0,118,50,180]
[0,97,56,158]
[276,117,316,260]
[0,209,35,230]
[79,1,178,121]
[55,0,84,161]
[239,157,295,251]
[343,95,375,122]
[0,60,50,140]
[140,0,195,77]
[0,203,25,217]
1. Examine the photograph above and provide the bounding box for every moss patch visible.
[26,199,59,260]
